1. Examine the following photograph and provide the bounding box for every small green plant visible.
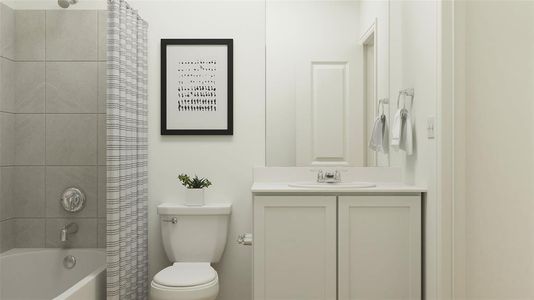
[178,174,212,189]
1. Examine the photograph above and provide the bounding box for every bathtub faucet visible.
[60,222,79,243]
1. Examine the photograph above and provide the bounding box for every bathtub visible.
[0,248,106,300]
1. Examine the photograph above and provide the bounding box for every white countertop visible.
[251,182,426,194]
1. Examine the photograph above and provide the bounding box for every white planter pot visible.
[185,188,205,206]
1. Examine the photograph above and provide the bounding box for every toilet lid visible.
[153,262,217,287]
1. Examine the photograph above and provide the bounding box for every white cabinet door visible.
[338,195,421,300]
[253,196,337,300]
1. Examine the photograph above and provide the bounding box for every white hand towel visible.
[400,110,413,155]
[391,108,413,155]
[391,109,403,150]
[369,115,389,153]
[382,116,389,153]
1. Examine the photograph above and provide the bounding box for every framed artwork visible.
[161,39,233,135]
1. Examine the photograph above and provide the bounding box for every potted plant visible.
[178,174,212,206]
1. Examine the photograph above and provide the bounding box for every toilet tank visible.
[157,203,231,263]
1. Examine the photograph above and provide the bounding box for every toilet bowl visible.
[151,203,231,300]
[150,263,219,300]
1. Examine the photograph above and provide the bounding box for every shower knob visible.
[60,187,86,213]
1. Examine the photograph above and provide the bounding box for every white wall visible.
[461,1,534,298]
[389,1,439,298]
[130,1,265,300]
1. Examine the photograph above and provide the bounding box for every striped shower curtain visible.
[106,0,148,299]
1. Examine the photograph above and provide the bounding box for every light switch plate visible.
[427,117,435,139]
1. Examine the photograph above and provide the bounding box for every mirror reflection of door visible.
[361,19,390,168]
[295,56,361,167]
[266,1,392,168]
[363,31,376,167]
[266,1,364,167]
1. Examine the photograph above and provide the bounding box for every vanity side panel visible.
[338,195,421,300]
[253,195,337,300]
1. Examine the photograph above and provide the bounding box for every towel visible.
[391,108,413,155]
[391,109,403,149]
[401,110,413,155]
[369,114,389,153]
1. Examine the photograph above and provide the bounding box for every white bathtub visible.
[0,248,106,300]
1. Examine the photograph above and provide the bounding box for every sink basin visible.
[288,182,376,189]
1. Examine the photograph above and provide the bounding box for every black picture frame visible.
[161,39,233,135]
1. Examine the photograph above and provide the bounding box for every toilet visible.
[150,203,232,300]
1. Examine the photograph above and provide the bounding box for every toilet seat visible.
[153,262,217,287]
[150,280,218,300]
[150,263,219,300]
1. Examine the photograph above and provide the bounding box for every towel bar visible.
[397,88,415,108]
[377,98,389,116]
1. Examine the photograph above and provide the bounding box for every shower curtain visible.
[106,0,148,299]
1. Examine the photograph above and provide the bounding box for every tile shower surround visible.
[0,6,107,252]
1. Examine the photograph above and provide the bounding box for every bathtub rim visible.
[0,247,105,258]
[53,262,106,300]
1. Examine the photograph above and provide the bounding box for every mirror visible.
[265,0,393,167]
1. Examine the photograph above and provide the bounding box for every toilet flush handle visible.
[162,217,178,224]
[237,233,253,246]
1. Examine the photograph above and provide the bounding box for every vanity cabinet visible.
[338,196,421,300]
[253,194,421,300]
[253,196,337,300]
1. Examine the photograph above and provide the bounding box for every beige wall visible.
[461,1,534,298]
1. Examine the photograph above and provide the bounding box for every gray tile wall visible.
[0,7,107,253]
[0,3,16,253]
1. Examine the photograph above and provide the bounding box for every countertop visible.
[251,182,426,194]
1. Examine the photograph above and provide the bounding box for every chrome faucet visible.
[317,170,341,183]
[317,170,324,182]
[60,223,78,243]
